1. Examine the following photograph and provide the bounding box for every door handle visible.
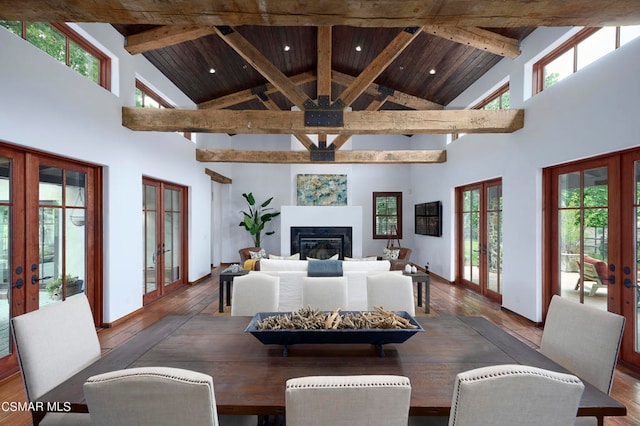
[31,275,52,285]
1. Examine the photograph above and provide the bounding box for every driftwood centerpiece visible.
[257,306,418,331]
[246,307,423,357]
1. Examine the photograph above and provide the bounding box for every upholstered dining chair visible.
[446,364,584,426]
[231,272,280,316]
[285,375,411,426]
[539,295,625,426]
[11,295,100,426]
[301,276,348,311]
[366,272,415,316]
[84,366,257,426]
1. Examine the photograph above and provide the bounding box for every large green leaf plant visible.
[239,192,281,247]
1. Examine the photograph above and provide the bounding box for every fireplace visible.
[291,227,352,260]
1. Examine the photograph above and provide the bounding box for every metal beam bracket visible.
[304,96,344,127]
[251,85,269,101]
[215,26,234,35]
[310,142,336,161]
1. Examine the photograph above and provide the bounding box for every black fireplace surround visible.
[291,227,352,260]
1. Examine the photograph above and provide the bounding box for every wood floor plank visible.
[0,268,638,425]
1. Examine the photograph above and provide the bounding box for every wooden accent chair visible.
[239,246,264,270]
[286,375,411,426]
[382,247,412,270]
[574,256,608,296]
[11,295,99,426]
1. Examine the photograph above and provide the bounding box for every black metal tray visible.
[244,311,423,356]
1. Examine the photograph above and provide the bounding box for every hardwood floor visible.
[1,268,638,425]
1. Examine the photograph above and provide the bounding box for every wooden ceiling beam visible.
[199,70,440,111]
[423,25,521,59]
[330,94,390,150]
[3,1,640,27]
[214,26,312,110]
[331,71,443,110]
[338,27,423,107]
[196,149,447,164]
[257,95,315,151]
[122,107,524,135]
[317,26,332,98]
[204,168,232,183]
[125,25,216,54]
[198,71,315,109]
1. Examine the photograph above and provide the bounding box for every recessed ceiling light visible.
[209,68,216,74]
[355,45,362,52]
[399,66,404,71]
[284,45,291,52]
[429,69,436,75]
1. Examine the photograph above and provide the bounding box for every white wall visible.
[0,24,212,323]
[410,27,640,321]
[202,133,415,263]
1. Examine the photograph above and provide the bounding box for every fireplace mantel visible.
[280,206,363,258]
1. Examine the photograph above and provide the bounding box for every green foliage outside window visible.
[1,20,101,85]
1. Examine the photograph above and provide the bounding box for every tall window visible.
[135,80,192,141]
[452,83,509,142]
[373,192,402,239]
[533,26,640,94]
[0,21,110,89]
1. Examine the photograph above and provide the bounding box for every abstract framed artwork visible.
[296,174,347,206]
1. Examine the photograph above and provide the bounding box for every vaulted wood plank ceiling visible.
[2,1,639,163]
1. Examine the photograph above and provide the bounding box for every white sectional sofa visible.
[254,258,393,311]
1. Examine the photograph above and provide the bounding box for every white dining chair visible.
[84,366,257,426]
[539,295,625,426]
[446,364,584,426]
[301,276,348,311]
[286,375,411,426]
[366,272,415,316]
[231,272,280,316]
[11,295,100,426]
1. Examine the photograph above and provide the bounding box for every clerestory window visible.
[533,26,640,94]
[0,21,110,90]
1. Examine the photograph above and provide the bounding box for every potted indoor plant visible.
[239,192,281,247]
[46,274,83,299]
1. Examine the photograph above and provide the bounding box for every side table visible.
[403,271,431,313]
[219,270,249,313]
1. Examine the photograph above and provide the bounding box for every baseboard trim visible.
[189,272,211,286]
[102,307,144,328]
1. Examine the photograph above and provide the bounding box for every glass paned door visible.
[142,178,186,305]
[0,143,99,378]
[38,166,87,308]
[163,188,181,286]
[556,167,609,310]
[143,183,158,297]
[486,184,503,294]
[0,156,19,364]
[545,152,640,369]
[620,151,640,366]
[461,188,481,286]
[457,179,503,302]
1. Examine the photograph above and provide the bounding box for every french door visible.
[545,148,640,368]
[456,178,503,302]
[0,142,101,378]
[142,178,187,305]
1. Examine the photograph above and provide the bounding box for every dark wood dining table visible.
[37,313,627,421]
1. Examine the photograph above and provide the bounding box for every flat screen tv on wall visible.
[415,201,442,237]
